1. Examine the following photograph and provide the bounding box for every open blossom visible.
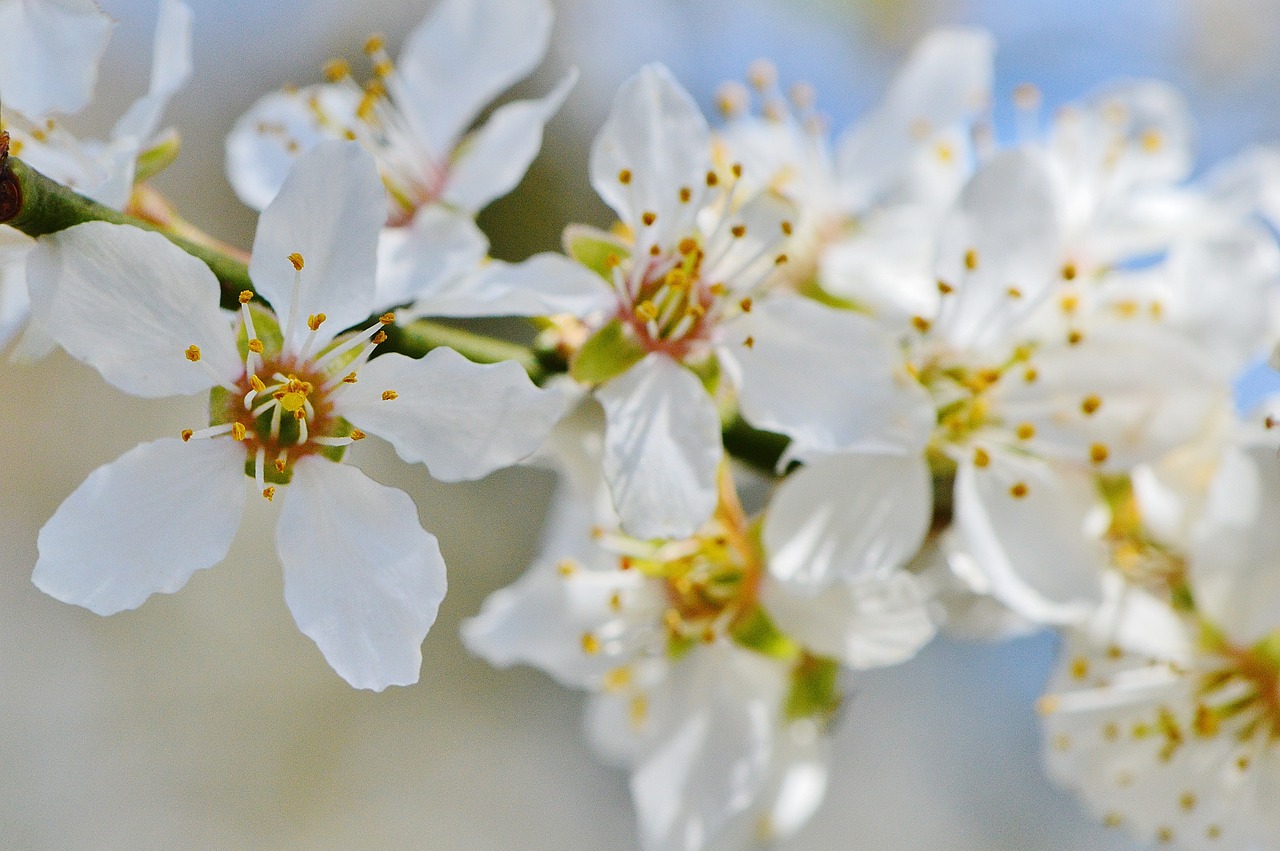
[0,0,193,352]
[464,409,935,849]
[26,142,566,690]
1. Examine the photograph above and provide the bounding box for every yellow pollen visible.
[238,290,254,304]
[648,245,661,256]
[641,211,657,226]
[618,169,632,184]
[381,390,398,401]
[1016,422,1036,441]
[363,34,385,54]
[636,300,659,321]
[372,330,388,344]
[248,339,265,354]
[679,186,692,203]
[973,447,991,468]
[739,297,753,313]
[250,374,267,392]
[1023,367,1038,383]
[964,248,979,270]
[288,252,304,271]
[774,253,788,265]
[1010,481,1029,499]
[1061,262,1078,281]
[232,423,247,441]
[1069,656,1089,679]
[743,335,754,349]
[262,487,275,501]
[731,224,746,239]
[1081,395,1102,416]
[1194,704,1220,738]
[379,312,396,324]
[342,372,358,384]
[705,170,719,187]
[350,429,366,440]
[307,313,326,331]
[677,238,697,255]
[937,280,954,295]
[1006,287,1022,299]
[185,345,201,362]
[281,391,307,413]
[581,633,601,655]
[781,221,793,236]
[1090,443,1109,465]
[323,59,350,82]
[1067,329,1084,346]
[911,315,932,333]
[731,162,743,179]
[181,429,193,442]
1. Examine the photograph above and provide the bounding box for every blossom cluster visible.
[5,0,1280,848]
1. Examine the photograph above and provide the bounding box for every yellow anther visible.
[678,186,692,203]
[973,447,991,468]
[1069,656,1089,679]
[1036,695,1060,715]
[1102,812,1123,829]
[181,429,194,442]
[294,409,305,420]
[262,486,275,501]
[677,238,698,255]
[1016,422,1036,441]
[739,297,753,313]
[288,252,304,271]
[363,34,385,54]
[372,330,388,344]
[185,345,202,362]
[232,423,247,441]
[937,280,954,295]
[774,253,788,265]
[685,303,705,318]
[1060,294,1079,313]
[641,211,657,226]
[619,556,634,571]
[1179,792,1196,812]
[731,162,743,179]
[342,372,358,384]
[629,695,649,728]
[730,224,746,239]
[350,429,366,441]
[1090,443,1109,465]
[1006,287,1022,299]
[618,169,632,185]
[281,391,307,413]
[381,390,398,401]
[603,667,631,691]
[248,339,264,354]
[1206,825,1222,840]
[780,221,793,236]
[1156,827,1174,845]
[307,313,326,331]
[700,627,716,643]
[372,58,393,78]
[748,58,776,90]
[1061,262,1078,281]
[1081,395,1102,416]
[1141,129,1163,153]
[275,458,287,474]
[608,592,623,612]
[1067,329,1084,346]
[705,170,719,187]
[1010,481,1029,499]
[648,244,661,256]
[742,335,754,348]
[581,633,601,655]
[964,248,979,270]
[238,290,254,304]
[911,315,932,333]
[636,301,659,321]
[556,559,576,577]
[323,59,350,82]
[935,142,955,163]
[250,374,267,392]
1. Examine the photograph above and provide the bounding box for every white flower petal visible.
[0,227,34,350]
[837,27,993,210]
[396,0,554,156]
[374,205,489,311]
[597,354,722,540]
[718,295,934,456]
[27,221,241,397]
[110,0,193,145]
[589,64,710,243]
[761,572,936,669]
[335,348,568,482]
[0,0,112,117]
[278,458,446,691]
[764,452,931,591]
[224,85,361,211]
[33,438,246,615]
[443,68,577,213]
[412,253,614,319]
[952,449,1105,625]
[249,141,385,352]
[932,150,1061,350]
[1189,445,1280,646]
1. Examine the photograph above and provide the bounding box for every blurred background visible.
[4,0,1280,847]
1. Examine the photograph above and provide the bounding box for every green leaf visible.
[784,653,842,722]
[730,605,799,659]
[563,224,630,280]
[134,130,182,184]
[570,319,646,385]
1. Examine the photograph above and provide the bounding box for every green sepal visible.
[236,303,283,359]
[563,224,630,280]
[730,605,799,659]
[686,351,720,397]
[134,130,182,184]
[209,385,236,427]
[784,653,842,723]
[570,319,646,385]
